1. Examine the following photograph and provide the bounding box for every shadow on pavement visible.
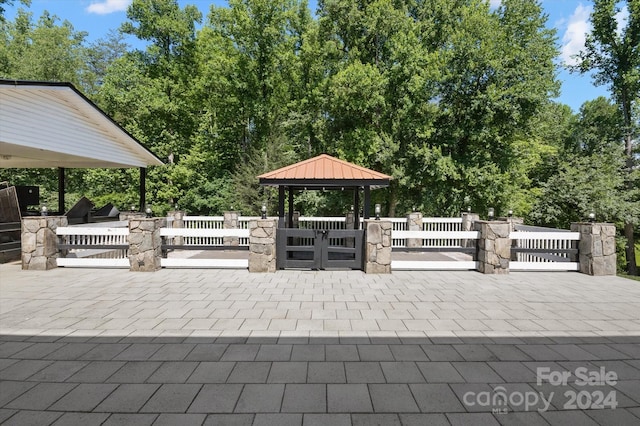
[0,334,639,425]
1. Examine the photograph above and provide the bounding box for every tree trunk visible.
[624,223,638,276]
[622,95,637,275]
[388,183,398,218]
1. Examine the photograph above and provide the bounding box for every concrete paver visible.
[1,265,639,425]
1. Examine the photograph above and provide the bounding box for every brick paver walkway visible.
[1,265,639,425]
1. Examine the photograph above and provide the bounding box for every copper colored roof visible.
[258,154,391,188]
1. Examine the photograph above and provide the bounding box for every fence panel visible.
[510,230,580,271]
[56,222,129,267]
[160,227,250,268]
[392,229,478,270]
[183,215,224,246]
[421,217,464,248]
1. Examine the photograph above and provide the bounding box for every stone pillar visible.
[21,216,68,270]
[223,211,240,246]
[364,219,392,273]
[249,219,277,272]
[475,220,511,274]
[461,212,479,248]
[166,210,185,246]
[406,212,423,248]
[570,222,616,276]
[345,211,355,230]
[499,216,524,232]
[119,212,146,221]
[128,217,165,272]
[345,211,355,247]
[285,211,300,228]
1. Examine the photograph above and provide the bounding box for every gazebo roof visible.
[0,80,163,168]
[258,154,391,189]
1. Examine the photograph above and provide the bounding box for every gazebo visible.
[258,154,391,228]
[0,80,163,213]
[258,154,391,270]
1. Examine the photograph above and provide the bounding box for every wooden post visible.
[363,186,371,219]
[58,167,65,214]
[288,187,294,229]
[278,186,285,228]
[139,167,146,212]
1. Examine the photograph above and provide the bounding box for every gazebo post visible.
[139,167,146,212]
[278,186,285,228]
[58,167,65,214]
[288,187,294,228]
[363,186,371,219]
[353,187,360,230]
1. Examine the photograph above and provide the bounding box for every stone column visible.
[499,216,524,232]
[461,212,480,248]
[166,210,185,246]
[364,219,392,273]
[345,211,355,247]
[570,222,616,276]
[21,216,68,270]
[406,211,423,248]
[496,216,523,261]
[128,217,166,272]
[345,211,355,230]
[474,220,511,274]
[119,212,147,221]
[249,219,277,272]
[223,211,240,246]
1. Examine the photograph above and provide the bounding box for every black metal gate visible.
[277,228,364,270]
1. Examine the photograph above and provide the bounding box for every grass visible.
[619,242,640,281]
[619,273,640,282]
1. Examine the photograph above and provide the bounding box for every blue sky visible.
[4,0,623,113]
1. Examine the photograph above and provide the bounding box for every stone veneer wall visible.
[570,222,616,276]
[128,217,166,272]
[475,220,511,274]
[223,211,240,246]
[461,213,480,248]
[249,219,277,272]
[21,216,67,270]
[406,212,423,248]
[364,220,392,273]
[166,210,185,246]
[119,212,147,221]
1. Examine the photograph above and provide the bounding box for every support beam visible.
[58,167,65,214]
[353,187,360,230]
[278,186,285,228]
[139,167,146,212]
[288,187,294,229]
[363,186,371,219]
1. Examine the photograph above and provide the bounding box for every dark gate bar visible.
[58,167,65,214]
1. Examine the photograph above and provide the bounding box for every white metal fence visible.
[53,215,582,272]
[56,221,129,268]
[510,225,580,271]
[183,215,225,246]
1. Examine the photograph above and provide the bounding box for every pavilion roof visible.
[258,154,391,189]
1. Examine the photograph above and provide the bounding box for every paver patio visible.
[0,264,639,425]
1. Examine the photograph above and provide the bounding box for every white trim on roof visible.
[0,81,163,168]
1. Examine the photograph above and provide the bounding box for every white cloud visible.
[561,3,592,67]
[614,5,629,38]
[86,0,131,15]
[489,0,501,9]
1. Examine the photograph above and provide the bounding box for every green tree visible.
[530,150,635,229]
[574,96,624,154]
[0,0,29,22]
[1,10,88,85]
[573,0,640,274]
